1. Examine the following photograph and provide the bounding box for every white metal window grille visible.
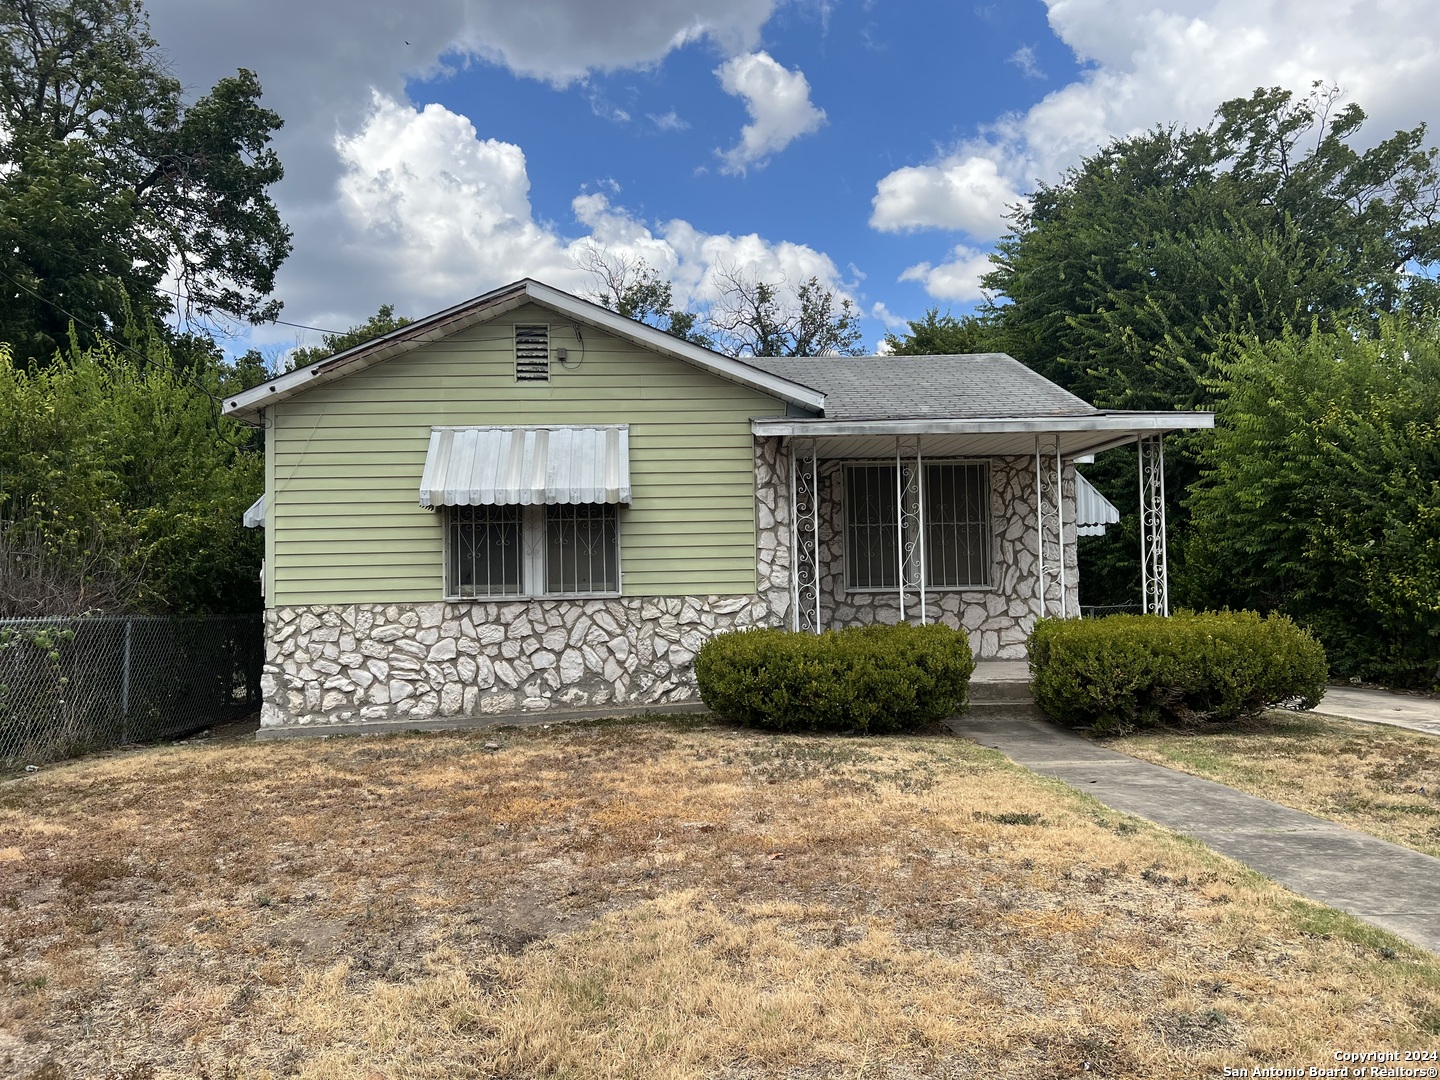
[448,505,524,597]
[447,504,619,598]
[845,464,900,589]
[924,463,991,587]
[845,462,991,591]
[546,504,619,594]
[514,324,550,381]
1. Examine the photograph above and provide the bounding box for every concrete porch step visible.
[969,660,1033,704]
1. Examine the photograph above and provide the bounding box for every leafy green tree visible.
[981,84,1440,608]
[0,0,291,362]
[287,304,414,369]
[1184,314,1440,684]
[0,338,263,614]
[884,308,998,355]
[984,84,1440,409]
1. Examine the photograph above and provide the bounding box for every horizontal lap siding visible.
[267,304,780,605]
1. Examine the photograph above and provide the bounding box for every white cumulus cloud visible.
[898,246,994,304]
[870,155,1023,239]
[326,96,851,333]
[715,51,827,174]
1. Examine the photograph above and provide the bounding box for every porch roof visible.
[750,411,1214,459]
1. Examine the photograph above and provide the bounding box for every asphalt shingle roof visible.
[740,354,1099,421]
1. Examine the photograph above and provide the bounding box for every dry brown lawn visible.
[1,716,1439,1080]
[1107,710,1440,858]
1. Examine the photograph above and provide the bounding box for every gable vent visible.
[514,324,550,382]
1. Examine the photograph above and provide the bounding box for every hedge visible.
[1028,610,1327,732]
[694,623,975,733]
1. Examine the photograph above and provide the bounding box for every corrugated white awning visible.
[1075,473,1120,536]
[419,425,631,508]
[243,494,266,528]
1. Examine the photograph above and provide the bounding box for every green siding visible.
[267,303,782,606]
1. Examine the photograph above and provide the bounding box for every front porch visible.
[753,414,1201,660]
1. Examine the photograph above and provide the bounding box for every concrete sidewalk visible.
[949,705,1440,954]
[1312,685,1440,737]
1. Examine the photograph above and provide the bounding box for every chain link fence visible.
[1080,603,1144,619]
[0,614,262,769]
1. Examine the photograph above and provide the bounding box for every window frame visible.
[443,502,623,600]
[841,459,994,593]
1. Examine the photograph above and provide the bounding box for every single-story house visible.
[225,278,1212,731]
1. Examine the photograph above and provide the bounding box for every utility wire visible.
[151,282,346,336]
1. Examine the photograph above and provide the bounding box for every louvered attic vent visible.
[514,324,550,382]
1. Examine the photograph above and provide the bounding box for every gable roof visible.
[741,354,1098,421]
[221,278,826,422]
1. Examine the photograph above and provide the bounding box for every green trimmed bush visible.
[694,623,975,733]
[1028,611,1328,732]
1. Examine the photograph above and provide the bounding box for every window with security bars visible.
[546,504,619,594]
[448,506,523,597]
[844,462,991,590]
[924,462,991,587]
[447,504,619,598]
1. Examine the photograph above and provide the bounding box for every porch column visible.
[791,438,822,632]
[1138,433,1169,615]
[896,437,924,624]
[1035,434,1065,618]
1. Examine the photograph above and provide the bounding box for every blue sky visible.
[144,0,1439,359]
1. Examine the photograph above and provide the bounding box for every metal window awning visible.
[1075,473,1120,536]
[243,494,266,528]
[419,425,631,508]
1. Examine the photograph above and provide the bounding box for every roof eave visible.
[750,412,1215,438]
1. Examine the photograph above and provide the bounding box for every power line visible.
[151,282,345,336]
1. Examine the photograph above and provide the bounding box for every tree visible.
[0,0,291,362]
[705,265,864,357]
[287,304,413,369]
[980,84,1440,607]
[575,244,712,346]
[575,247,865,358]
[1184,314,1440,685]
[0,338,263,614]
[884,308,998,355]
[984,84,1440,410]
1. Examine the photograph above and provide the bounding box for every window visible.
[514,324,550,381]
[447,504,618,598]
[844,462,990,590]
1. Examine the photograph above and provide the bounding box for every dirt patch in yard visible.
[1106,710,1440,857]
[1,717,1437,1079]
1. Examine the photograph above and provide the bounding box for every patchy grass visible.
[1,718,1438,1079]
[1106,710,1440,857]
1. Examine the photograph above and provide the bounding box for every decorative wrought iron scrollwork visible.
[791,442,821,633]
[1139,434,1169,615]
[897,437,923,620]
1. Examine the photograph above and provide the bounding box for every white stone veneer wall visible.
[260,439,1077,727]
[261,594,779,728]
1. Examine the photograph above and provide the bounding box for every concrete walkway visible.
[949,704,1440,954]
[1312,685,1440,737]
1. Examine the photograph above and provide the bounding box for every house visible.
[226,278,1212,731]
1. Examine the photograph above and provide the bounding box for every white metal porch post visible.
[1138,433,1170,615]
[788,439,799,632]
[895,438,906,621]
[1055,436,1067,619]
[917,442,926,625]
[1035,437,1046,618]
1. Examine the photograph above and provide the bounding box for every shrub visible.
[694,623,975,734]
[1028,610,1327,732]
